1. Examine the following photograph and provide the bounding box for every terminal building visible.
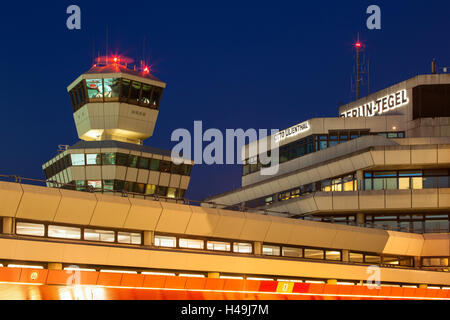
[0,61,449,299]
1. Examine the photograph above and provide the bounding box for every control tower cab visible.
[67,57,165,144]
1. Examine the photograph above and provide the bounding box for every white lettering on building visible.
[274,121,310,143]
[340,89,409,118]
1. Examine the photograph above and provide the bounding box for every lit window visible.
[154,235,177,248]
[145,184,157,195]
[103,78,119,98]
[86,79,103,99]
[325,250,341,261]
[179,238,204,249]
[304,248,324,260]
[118,232,141,245]
[102,153,116,165]
[365,255,381,264]
[84,229,115,242]
[262,245,280,256]
[71,154,85,166]
[103,180,114,191]
[87,180,102,190]
[207,241,231,251]
[233,242,252,254]
[350,252,364,263]
[16,222,45,237]
[282,247,302,258]
[48,225,81,239]
[167,187,177,199]
[86,154,101,165]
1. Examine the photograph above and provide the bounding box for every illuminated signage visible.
[275,121,310,143]
[340,89,409,118]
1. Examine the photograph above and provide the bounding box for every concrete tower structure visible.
[42,57,193,200]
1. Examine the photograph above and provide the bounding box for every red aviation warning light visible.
[143,66,150,74]
[355,42,362,48]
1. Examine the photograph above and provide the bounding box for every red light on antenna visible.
[355,42,362,48]
[113,57,118,63]
[143,66,150,73]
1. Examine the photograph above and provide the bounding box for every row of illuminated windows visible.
[245,173,356,209]
[154,235,253,253]
[422,257,449,267]
[65,180,186,199]
[44,153,192,180]
[69,78,163,112]
[15,221,141,245]
[9,220,424,270]
[243,131,405,176]
[262,245,414,267]
[364,169,450,190]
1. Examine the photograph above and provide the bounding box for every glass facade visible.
[44,153,192,180]
[245,173,357,209]
[69,78,164,112]
[243,130,405,176]
[364,169,450,191]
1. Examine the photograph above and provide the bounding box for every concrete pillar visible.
[2,217,14,234]
[254,241,262,255]
[143,231,154,246]
[356,213,365,225]
[207,272,220,279]
[327,279,338,285]
[356,170,364,191]
[419,284,428,289]
[48,263,63,270]
[342,249,350,263]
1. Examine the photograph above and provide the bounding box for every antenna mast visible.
[351,34,370,100]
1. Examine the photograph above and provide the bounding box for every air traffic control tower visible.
[42,56,193,200]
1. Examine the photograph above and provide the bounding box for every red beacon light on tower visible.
[355,42,362,49]
[143,66,150,74]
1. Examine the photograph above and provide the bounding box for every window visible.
[133,183,145,194]
[154,235,176,248]
[233,242,252,253]
[118,232,141,245]
[141,84,152,105]
[145,184,157,195]
[282,247,302,258]
[16,222,45,237]
[179,238,204,249]
[167,188,177,199]
[103,78,119,99]
[262,245,281,256]
[150,159,160,171]
[129,81,142,104]
[159,161,171,173]
[325,250,341,261]
[48,225,81,239]
[127,155,138,168]
[75,180,86,191]
[86,79,103,99]
[86,153,101,165]
[207,241,231,251]
[138,157,150,169]
[103,180,114,191]
[71,154,85,166]
[304,248,324,260]
[102,153,116,165]
[151,87,162,108]
[157,186,168,197]
[116,153,128,166]
[350,252,364,263]
[120,79,131,100]
[84,229,115,242]
[87,180,102,190]
[364,255,381,264]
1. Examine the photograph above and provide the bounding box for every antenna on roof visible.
[351,33,371,100]
[105,26,109,65]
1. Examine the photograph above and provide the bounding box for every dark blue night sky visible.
[0,0,449,201]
